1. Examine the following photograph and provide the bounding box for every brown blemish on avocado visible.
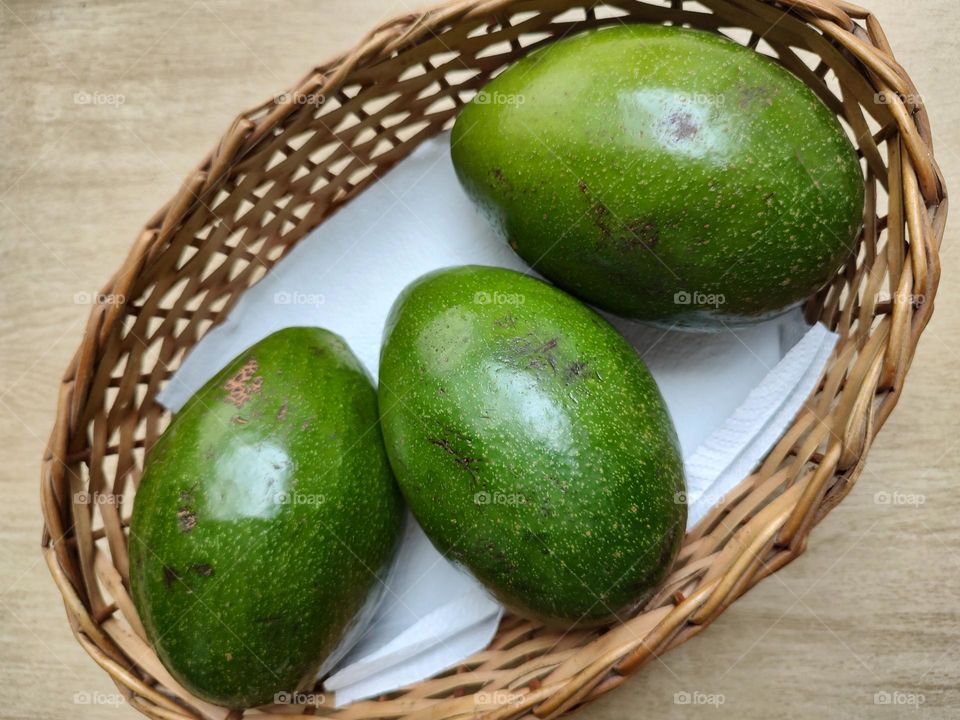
[192,563,215,577]
[738,84,779,110]
[223,357,263,408]
[578,180,618,242]
[520,528,551,557]
[503,334,562,374]
[177,507,197,533]
[620,218,660,250]
[663,110,699,141]
[533,338,559,370]
[427,438,480,480]
[564,360,589,383]
[475,539,515,573]
[428,428,483,481]
[163,565,181,589]
[277,399,288,421]
[591,202,613,239]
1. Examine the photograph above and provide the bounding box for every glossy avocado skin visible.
[129,327,404,707]
[451,25,865,326]
[378,266,686,626]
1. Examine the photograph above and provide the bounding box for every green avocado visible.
[451,24,865,326]
[378,266,685,626]
[129,327,403,707]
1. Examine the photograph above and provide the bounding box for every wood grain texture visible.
[0,1,957,718]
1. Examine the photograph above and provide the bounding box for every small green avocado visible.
[451,24,865,326]
[378,266,686,626]
[129,327,404,708]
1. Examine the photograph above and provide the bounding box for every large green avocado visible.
[129,327,404,707]
[451,24,865,326]
[378,266,685,626]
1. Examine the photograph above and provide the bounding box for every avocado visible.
[378,266,685,626]
[451,25,864,327]
[129,327,404,707]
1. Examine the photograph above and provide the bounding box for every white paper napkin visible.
[155,133,837,707]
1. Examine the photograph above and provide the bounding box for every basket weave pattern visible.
[41,0,946,718]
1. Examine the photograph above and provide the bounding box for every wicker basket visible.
[41,0,946,718]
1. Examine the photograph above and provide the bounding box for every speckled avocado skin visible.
[451,25,865,326]
[378,266,686,626]
[129,327,404,708]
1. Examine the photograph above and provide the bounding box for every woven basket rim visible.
[40,1,947,718]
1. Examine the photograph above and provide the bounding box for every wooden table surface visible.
[1,1,957,718]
